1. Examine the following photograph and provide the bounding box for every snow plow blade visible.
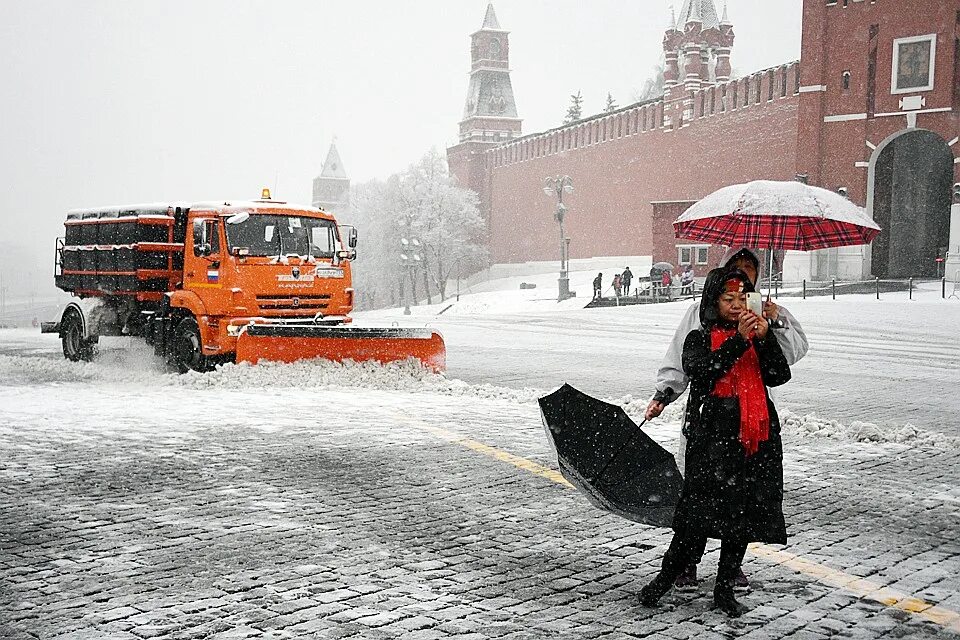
[236,325,446,372]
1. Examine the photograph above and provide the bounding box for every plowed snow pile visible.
[1,351,954,449]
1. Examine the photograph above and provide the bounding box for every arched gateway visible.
[869,129,954,279]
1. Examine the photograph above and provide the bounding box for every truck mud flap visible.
[236,325,446,372]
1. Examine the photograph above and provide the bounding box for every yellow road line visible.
[749,545,960,633]
[416,422,572,488]
[401,414,960,634]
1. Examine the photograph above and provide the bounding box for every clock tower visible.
[447,3,522,231]
[457,3,522,145]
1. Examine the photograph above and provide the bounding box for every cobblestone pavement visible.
[0,372,958,639]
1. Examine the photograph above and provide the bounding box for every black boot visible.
[673,563,699,591]
[713,583,746,617]
[639,573,673,607]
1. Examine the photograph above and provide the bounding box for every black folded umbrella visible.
[539,383,682,527]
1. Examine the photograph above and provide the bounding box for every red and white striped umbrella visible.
[673,180,881,251]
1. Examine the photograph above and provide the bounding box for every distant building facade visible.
[448,0,960,281]
[312,141,350,216]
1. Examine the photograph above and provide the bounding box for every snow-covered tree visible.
[635,61,666,102]
[344,149,487,309]
[340,179,404,311]
[563,91,583,124]
[395,149,487,302]
[604,92,618,113]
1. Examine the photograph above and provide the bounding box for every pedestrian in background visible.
[622,267,634,297]
[644,247,807,592]
[661,270,673,301]
[612,273,622,298]
[640,267,791,617]
[593,272,603,300]
[680,265,695,296]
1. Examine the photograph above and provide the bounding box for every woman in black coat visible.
[639,267,791,617]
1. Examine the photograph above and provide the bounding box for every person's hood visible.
[719,246,761,269]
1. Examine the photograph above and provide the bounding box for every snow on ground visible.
[1,310,956,450]
[353,269,960,439]
[1,259,957,448]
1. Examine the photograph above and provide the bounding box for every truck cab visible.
[169,197,358,367]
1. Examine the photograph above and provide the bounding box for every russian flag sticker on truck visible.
[207,269,219,283]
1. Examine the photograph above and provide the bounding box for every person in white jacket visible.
[644,247,808,591]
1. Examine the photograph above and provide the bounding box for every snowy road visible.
[0,325,958,638]
[365,292,960,438]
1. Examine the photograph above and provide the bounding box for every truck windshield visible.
[225,214,339,258]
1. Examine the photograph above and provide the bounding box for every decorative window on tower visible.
[489,38,501,60]
[891,34,936,94]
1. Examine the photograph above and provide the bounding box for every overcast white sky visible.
[0,0,801,291]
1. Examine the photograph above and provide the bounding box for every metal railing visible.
[784,277,959,300]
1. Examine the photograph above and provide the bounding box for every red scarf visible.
[710,327,770,456]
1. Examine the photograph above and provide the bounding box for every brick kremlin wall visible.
[484,63,801,265]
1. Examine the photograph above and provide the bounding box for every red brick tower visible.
[663,0,735,129]
[447,3,522,233]
[795,0,960,279]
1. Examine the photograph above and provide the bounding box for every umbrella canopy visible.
[650,262,674,279]
[539,384,682,527]
[674,180,881,251]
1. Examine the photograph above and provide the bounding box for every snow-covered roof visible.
[66,200,334,220]
[65,203,187,218]
[191,201,332,217]
[678,0,720,29]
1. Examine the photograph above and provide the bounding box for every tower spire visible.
[482,3,501,30]
[312,140,350,214]
[320,140,346,179]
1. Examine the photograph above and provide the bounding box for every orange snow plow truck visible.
[42,192,445,373]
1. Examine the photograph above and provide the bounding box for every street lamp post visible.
[400,237,423,315]
[543,175,575,301]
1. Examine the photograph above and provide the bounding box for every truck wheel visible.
[171,317,209,373]
[61,309,99,362]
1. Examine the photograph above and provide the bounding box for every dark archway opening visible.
[872,130,953,278]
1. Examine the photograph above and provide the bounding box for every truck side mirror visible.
[348,227,358,249]
[192,221,207,257]
[192,219,218,258]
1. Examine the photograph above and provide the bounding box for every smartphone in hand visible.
[746,291,763,317]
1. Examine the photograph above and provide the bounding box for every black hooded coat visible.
[673,269,792,544]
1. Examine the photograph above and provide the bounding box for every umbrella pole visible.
[767,246,774,301]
